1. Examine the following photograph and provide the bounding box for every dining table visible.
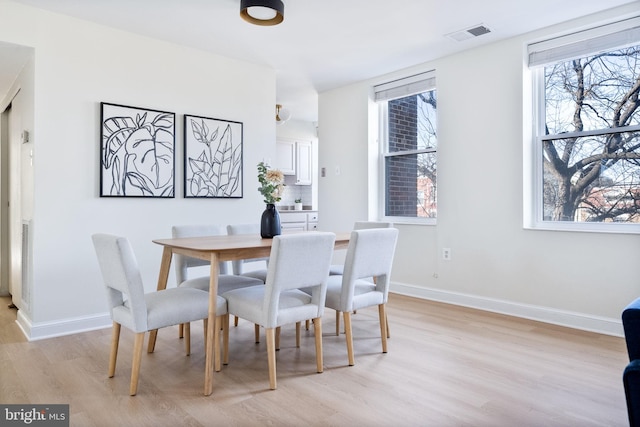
[150,230,351,396]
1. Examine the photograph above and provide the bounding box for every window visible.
[375,71,437,223]
[528,18,640,232]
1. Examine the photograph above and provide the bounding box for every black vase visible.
[260,203,281,238]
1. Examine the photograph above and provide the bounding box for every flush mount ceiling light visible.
[276,104,291,125]
[240,0,284,26]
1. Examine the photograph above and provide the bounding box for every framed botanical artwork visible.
[183,114,243,198]
[100,102,175,198]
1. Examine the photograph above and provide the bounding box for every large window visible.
[529,18,640,231]
[376,72,437,223]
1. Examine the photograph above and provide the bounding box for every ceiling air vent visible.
[446,24,491,42]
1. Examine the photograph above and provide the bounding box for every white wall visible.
[319,3,640,336]
[319,84,371,228]
[0,2,277,339]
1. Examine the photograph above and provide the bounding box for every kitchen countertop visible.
[277,206,316,211]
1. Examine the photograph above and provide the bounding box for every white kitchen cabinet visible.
[306,212,318,231]
[280,211,318,231]
[276,139,312,185]
[275,140,295,175]
[280,222,306,231]
[295,141,312,185]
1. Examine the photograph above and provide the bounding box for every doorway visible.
[0,42,34,328]
[0,103,9,298]
[0,94,23,311]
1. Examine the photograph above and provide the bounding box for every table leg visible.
[148,246,173,353]
[204,252,220,396]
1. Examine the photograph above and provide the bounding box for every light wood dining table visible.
[150,230,351,396]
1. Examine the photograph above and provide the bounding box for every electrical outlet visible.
[442,248,452,261]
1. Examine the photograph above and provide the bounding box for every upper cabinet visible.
[276,139,312,185]
[275,140,296,175]
[295,141,312,185]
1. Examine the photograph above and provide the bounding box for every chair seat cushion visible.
[115,287,226,332]
[180,274,264,294]
[223,285,317,328]
[324,275,383,312]
[329,264,344,275]
[241,269,268,283]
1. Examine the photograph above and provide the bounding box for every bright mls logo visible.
[1,405,69,426]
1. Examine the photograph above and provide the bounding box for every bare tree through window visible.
[542,44,640,223]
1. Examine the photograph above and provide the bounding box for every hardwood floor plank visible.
[0,294,629,426]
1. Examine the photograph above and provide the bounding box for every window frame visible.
[376,73,437,225]
[527,17,640,234]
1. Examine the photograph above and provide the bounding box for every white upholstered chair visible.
[91,233,227,395]
[172,224,264,341]
[226,223,269,283]
[223,232,336,390]
[325,228,398,366]
[328,221,394,276]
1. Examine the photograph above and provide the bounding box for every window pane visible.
[388,90,437,152]
[543,132,640,222]
[544,45,640,135]
[385,153,437,218]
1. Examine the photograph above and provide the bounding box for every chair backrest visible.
[339,228,399,311]
[353,221,394,230]
[92,234,148,332]
[623,297,640,361]
[227,223,269,274]
[172,224,229,285]
[262,232,336,327]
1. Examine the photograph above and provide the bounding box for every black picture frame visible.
[183,114,243,198]
[100,102,175,198]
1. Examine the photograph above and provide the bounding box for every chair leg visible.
[313,317,324,373]
[335,310,341,336]
[223,314,230,365]
[255,324,260,343]
[214,316,221,372]
[203,318,208,350]
[108,322,121,378]
[296,322,301,348]
[275,326,281,351]
[130,332,145,396]
[386,312,390,338]
[184,322,191,356]
[378,304,388,353]
[305,319,310,330]
[179,323,184,339]
[147,329,158,353]
[234,315,239,327]
[266,328,277,390]
[344,312,355,366]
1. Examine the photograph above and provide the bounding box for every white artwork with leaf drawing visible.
[184,115,243,198]
[100,102,175,198]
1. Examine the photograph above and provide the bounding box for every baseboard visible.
[390,282,624,337]
[16,310,112,341]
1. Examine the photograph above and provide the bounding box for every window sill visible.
[381,216,436,226]
[525,221,640,235]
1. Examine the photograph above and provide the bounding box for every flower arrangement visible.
[257,162,284,204]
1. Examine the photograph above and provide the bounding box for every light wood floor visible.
[0,294,630,426]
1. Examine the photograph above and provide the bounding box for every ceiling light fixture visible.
[276,104,291,125]
[240,0,284,26]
